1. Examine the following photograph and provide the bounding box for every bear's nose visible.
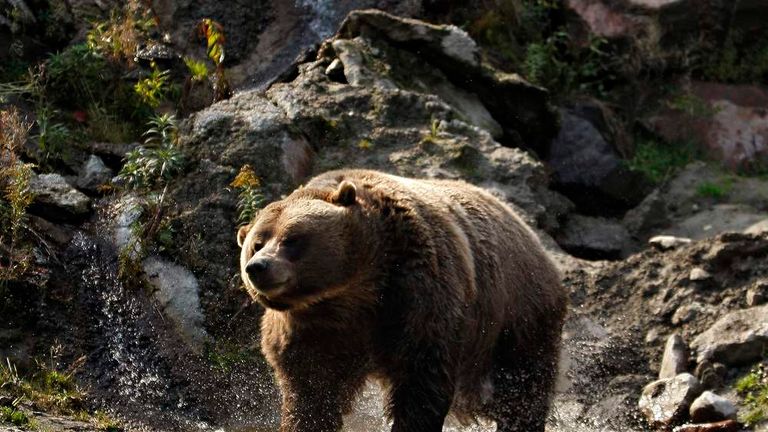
[246,258,270,276]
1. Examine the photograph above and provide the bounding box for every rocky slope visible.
[2,3,768,432]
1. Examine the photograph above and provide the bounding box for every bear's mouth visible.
[257,294,293,311]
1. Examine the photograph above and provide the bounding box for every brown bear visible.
[237,169,567,432]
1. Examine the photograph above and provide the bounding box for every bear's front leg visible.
[273,347,368,432]
[388,344,455,432]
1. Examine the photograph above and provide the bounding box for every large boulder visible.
[646,83,768,172]
[691,304,768,366]
[28,173,91,222]
[548,107,648,212]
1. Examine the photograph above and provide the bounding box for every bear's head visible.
[237,180,367,311]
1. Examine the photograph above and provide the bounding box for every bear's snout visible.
[246,258,270,276]
[244,256,292,295]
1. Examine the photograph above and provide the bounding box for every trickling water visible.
[63,231,642,432]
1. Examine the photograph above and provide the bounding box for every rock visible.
[324,58,344,81]
[556,214,632,259]
[659,334,688,379]
[338,9,481,70]
[649,235,692,250]
[746,280,768,306]
[623,189,669,236]
[336,9,558,151]
[691,304,768,366]
[548,108,648,212]
[638,373,703,429]
[673,420,740,432]
[689,268,712,281]
[142,256,208,351]
[672,302,710,325]
[646,82,768,172]
[745,219,768,235]
[663,204,767,241]
[689,391,737,423]
[76,155,113,192]
[28,173,91,221]
[694,361,726,390]
[111,195,144,260]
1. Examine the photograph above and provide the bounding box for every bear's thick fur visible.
[237,169,567,432]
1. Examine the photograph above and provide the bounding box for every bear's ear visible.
[237,224,252,247]
[331,180,357,206]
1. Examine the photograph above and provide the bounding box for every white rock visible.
[649,235,692,250]
[28,173,91,220]
[143,256,208,351]
[689,391,737,422]
[639,373,703,429]
[689,268,712,281]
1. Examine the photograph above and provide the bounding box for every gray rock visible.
[624,189,669,236]
[671,302,708,325]
[28,173,91,221]
[694,360,727,390]
[111,195,144,260]
[663,204,767,241]
[76,154,113,192]
[143,256,208,351]
[649,235,692,250]
[689,391,737,423]
[746,280,768,306]
[549,109,648,211]
[659,334,688,379]
[691,304,768,366]
[557,214,632,259]
[638,373,703,429]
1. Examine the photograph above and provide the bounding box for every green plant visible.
[34,106,72,163]
[85,104,136,143]
[627,138,698,184]
[0,406,29,426]
[45,43,109,108]
[229,165,265,224]
[667,92,720,118]
[134,66,171,108]
[0,109,35,283]
[184,57,209,82]
[197,18,232,101]
[696,179,732,199]
[86,0,155,63]
[117,114,184,190]
[0,351,86,415]
[735,363,768,427]
[701,30,768,84]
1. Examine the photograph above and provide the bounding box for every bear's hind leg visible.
[488,330,561,432]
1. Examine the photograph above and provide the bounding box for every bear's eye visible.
[281,235,307,261]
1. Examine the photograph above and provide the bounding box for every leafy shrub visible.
[117,114,184,190]
[230,165,265,224]
[197,18,232,101]
[627,138,698,184]
[134,67,171,109]
[735,363,768,427]
[701,30,768,84]
[0,406,30,427]
[86,0,155,63]
[184,57,209,82]
[0,108,35,283]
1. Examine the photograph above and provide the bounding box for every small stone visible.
[646,327,663,344]
[694,361,726,390]
[638,373,703,429]
[746,280,768,306]
[689,268,712,281]
[673,419,740,432]
[659,334,688,379]
[76,154,113,192]
[325,58,344,81]
[650,235,692,251]
[672,302,707,325]
[689,391,737,423]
